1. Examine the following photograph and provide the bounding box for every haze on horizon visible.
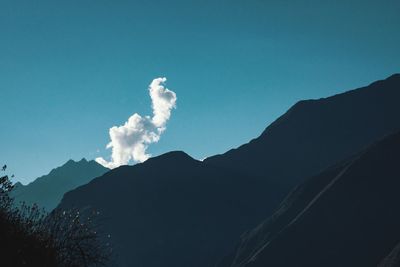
[1,0,399,184]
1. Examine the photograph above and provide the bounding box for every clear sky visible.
[1,0,399,184]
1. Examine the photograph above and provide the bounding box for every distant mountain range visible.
[218,131,400,267]
[53,73,400,267]
[11,159,108,211]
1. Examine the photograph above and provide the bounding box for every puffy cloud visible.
[96,77,176,169]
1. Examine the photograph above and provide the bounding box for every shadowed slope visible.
[220,131,400,267]
[206,73,400,187]
[11,159,108,211]
[58,74,400,267]
[59,151,282,267]
[379,242,400,267]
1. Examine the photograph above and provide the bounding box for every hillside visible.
[58,74,400,267]
[11,159,108,211]
[206,73,400,188]
[219,131,400,267]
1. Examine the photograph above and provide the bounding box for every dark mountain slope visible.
[220,131,400,267]
[206,73,400,187]
[59,152,283,267]
[58,74,400,267]
[379,242,400,267]
[11,159,108,211]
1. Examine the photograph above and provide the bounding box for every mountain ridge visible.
[56,74,400,267]
[205,73,400,186]
[218,131,400,267]
[11,159,108,211]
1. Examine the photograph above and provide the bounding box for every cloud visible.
[95,77,177,169]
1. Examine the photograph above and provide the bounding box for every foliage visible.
[0,166,111,267]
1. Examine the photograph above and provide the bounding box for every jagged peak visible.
[63,158,89,167]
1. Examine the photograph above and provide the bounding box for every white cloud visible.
[96,77,177,169]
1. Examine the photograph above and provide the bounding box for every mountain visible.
[218,131,400,267]
[57,74,400,267]
[58,151,284,267]
[11,159,108,211]
[206,73,400,188]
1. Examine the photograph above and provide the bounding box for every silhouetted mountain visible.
[11,159,108,211]
[57,74,400,267]
[59,151,284,267]
[219,131,400,267]
[206,73,400,188]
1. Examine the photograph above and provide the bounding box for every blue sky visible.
[1,0,399,184]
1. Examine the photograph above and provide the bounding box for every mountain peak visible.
[135,151,199,170]
[56,74,400,267]
[13,181,23,188]
[147,151,195,164]
[11,158,109,211]
[64,159,75,165]
[62,158,91,168]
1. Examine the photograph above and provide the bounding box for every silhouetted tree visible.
[0,166,111,267]
[44,208,111,267]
